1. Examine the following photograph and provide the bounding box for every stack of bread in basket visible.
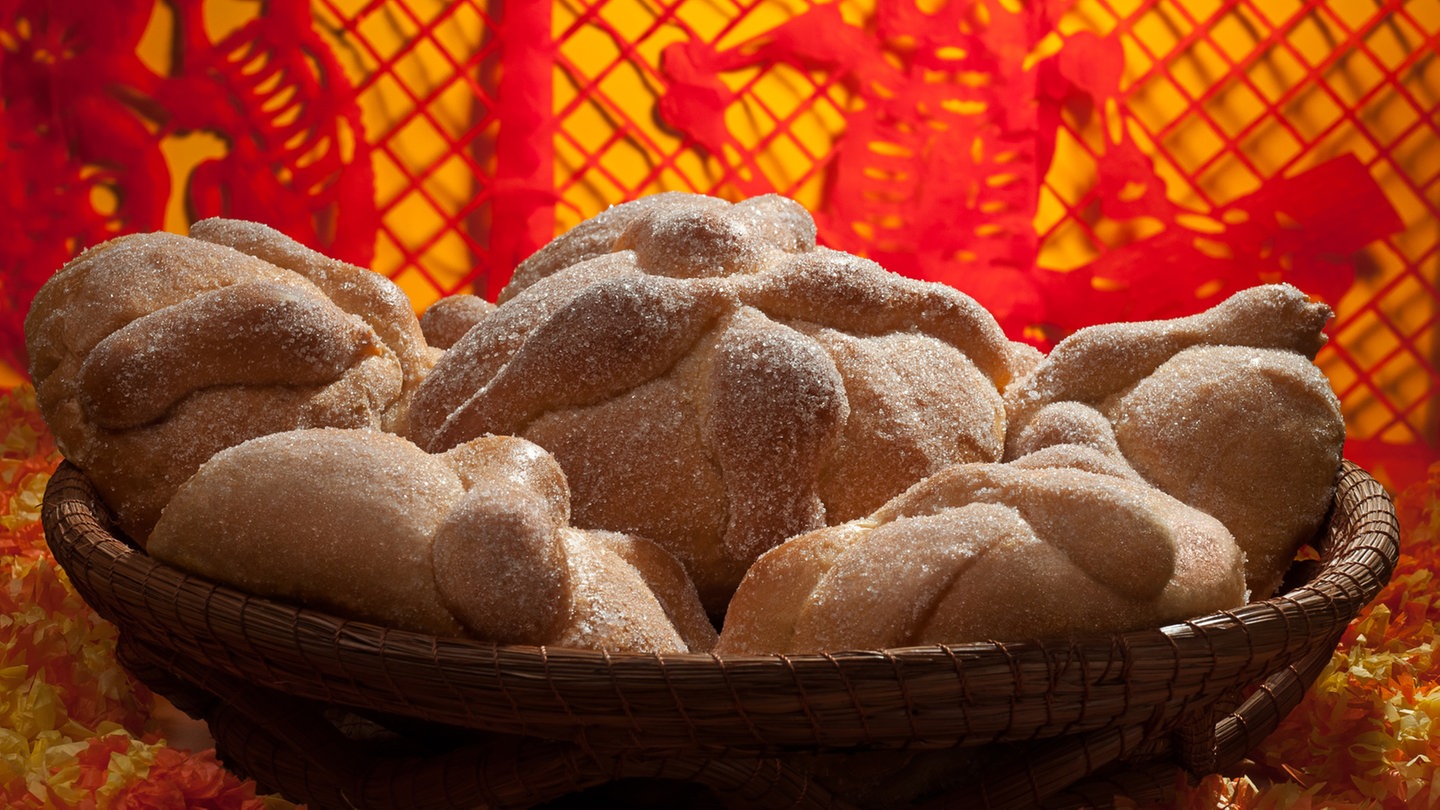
[25,192,1346,664]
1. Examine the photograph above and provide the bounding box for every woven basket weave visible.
[42,459,1398,809]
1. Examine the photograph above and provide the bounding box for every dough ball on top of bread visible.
[420,293,496,351]
[148,428,716,653]
[409,192,1039,616]
[24,219,433,543]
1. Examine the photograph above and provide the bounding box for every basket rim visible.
[42,458,1398,755]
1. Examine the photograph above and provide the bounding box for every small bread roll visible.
[25,220,431,542]
[149,428,467,636]
[149,428,716,653]
[1110,345,1345,597]
[1002,284,1345,598]
[717,458,1246,654]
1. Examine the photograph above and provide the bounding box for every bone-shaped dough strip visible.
[187,218,430,398]
[704,307,848,565]
[77,280,378,430]
[737,249,1020,391]
[427,274,732,451]
[872,463,1176,602]
[501,192,715,301]
[1004,284,1332,450]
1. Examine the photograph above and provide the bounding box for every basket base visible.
[44,460,1399,810]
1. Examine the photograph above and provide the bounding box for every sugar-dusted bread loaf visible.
[148,428,716,653]
[716,446,1246,654]
[1003,283,1345,598]
[409,192,1037,615]
[24,219,432,542]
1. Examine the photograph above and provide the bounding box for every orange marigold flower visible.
[1,386,300,809]
[0,386,60,560]
[1163,463,1440,809]
[113,748,269,810]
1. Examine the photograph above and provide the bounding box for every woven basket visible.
[43,459,1398,809]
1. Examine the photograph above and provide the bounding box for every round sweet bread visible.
[149,428,717,652]
[408,192,1037,614]
[25,221,431,542]
[1109,345,1345,598]
[717,452,1247,653]
[1003,283,1345,598]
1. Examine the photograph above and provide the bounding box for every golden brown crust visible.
[713,524,866,655]
[501,193,702,301]
[718,461,1247,654]
[583,531,719,652]
[873,463,1179,601]
[811,327,1006,522]
[703,307,847,566]
[1110,345,1345,597]
[520,354,733,609]
[25,225,420,542]
[148,428,469,636]
[432,481,572,643]
[76,281,379,430]
[425,274,734,451]
[420,294,497,350]
[187,217,433,433]
[410,193,1028,615]
[1003,283,1333,452]
[149,428,712,653]
[737,249,1019,390]
[440,434,572,523]
[407,253,647,446]
[552,532,691,653]
[28,206,1348,654]
[1003,284,1344,600]
[26,232,302,388]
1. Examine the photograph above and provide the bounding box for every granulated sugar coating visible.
[717,459,1246,653]
[1004,283,1344,599]
[24,221,430,542]
[1111,345,1345,598]
[420,294,497,350]
[412,192,1033,615]
[187,217,434,433]
[554,531,717,653]
[23,198,1354,656]
[149,428,471,637]
[440,431,573,522]
[1003,284,1331,440]
[76,281,378,431]
[431,466,573,644]
[149,428,714,652]
[501,192,704,296]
